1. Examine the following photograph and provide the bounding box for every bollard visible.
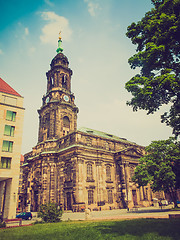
[85,208,91,220]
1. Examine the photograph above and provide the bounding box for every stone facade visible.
[22,41,163,212]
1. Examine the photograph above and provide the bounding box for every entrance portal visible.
[66,192,72,210]
[34,190,39,212]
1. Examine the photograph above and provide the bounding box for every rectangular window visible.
[108,190,113,204]
[6,110,16,121]
[2,140,13,152]
[4,125,15,136]
[142,187,148,200]
[106,166,111,181]
[88,190,94,205]
[87,164,93,180]
[0,157,11,169]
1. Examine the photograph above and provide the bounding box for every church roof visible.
[0,77,21,97]
[78,127,137,145]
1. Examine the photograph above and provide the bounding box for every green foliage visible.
[125,0,180,136]
[133,138,180,206]
[38,202,63,223]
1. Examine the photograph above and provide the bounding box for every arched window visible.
[62,75,67,89]
[87,164,93,180]
[63,116,70,136]
[63,116,70,128]
[51,77,54,87]
[34,170,41,179]
[106,165,111,181]
[108,190,113,204]
[88,190,94,205]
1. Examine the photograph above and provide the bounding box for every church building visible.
[22,36,158,212]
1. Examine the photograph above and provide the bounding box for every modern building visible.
[22,36,163,212]
[0,78,24,219]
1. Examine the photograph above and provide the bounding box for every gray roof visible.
[78,127,137,145]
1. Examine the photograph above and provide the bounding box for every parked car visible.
[16,212,32,220]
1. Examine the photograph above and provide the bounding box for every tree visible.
[125,0,180,136]
[38,202,63,223]
[132,138,180,207]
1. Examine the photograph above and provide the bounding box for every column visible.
[0,181,5,213]
[42,164,48,204]
[50,163,55,202]
[96,162,103,203]
[49,110,55,138]
[76,159,84,203]
[3,178,18,219]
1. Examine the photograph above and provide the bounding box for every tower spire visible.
[56,31,63,54]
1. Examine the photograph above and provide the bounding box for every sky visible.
[0,0,172,154]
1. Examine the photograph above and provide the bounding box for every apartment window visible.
[106,166,111,181]
[108,190,113,204]
[6,110,16,121]
[88,190,94,205]
[0,157,11,169]
[4,125,15,136]
[87,164,93,180]
[2,140,13,152]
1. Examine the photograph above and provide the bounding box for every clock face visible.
[63,95,69,102]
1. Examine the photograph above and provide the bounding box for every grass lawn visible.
[0,218,180,240]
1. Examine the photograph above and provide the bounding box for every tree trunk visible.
[169,188,177,208]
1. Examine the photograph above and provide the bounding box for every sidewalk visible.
[21,206,180,225]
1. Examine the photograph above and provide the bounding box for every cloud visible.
[25,27,29,36]
[44,0,54,7]
[84,0,101,17]
[21,27,29,40]
[40,12,72,45]
[15,23,29,39]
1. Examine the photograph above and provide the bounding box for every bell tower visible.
[38,34,79,143]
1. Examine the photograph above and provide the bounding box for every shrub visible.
[38,202,63,223]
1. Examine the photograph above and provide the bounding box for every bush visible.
[38,202,63,223]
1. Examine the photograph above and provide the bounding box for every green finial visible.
[56,31,63,54]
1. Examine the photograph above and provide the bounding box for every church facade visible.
[22,37,161,212]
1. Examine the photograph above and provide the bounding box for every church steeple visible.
[37,34,78,143]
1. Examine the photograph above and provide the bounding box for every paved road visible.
[19,206,180,226]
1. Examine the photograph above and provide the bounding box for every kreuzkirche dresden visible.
[22,35,162,212]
